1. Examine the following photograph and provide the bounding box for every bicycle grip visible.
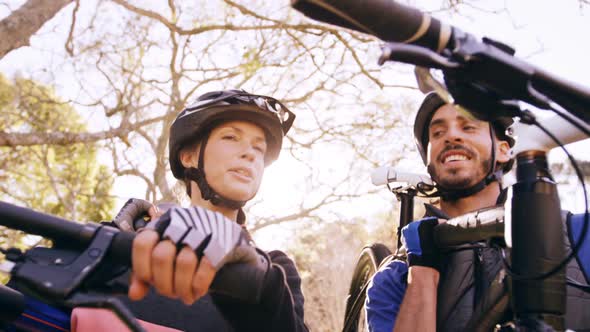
[0,284,25,323]
[434,222,504,248]
[291,0,452,52]
[433,207,505,248]
[105,227,136,266]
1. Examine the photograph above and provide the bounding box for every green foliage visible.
[0,74,115,264]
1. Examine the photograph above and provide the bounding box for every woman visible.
[112,89,307,332]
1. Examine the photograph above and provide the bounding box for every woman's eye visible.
[223,135,237,140]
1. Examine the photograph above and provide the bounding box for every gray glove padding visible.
[149,206,268,272]
[112,198,153,231]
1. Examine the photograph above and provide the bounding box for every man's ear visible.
[179,145,199,169]
[496,140,511,163]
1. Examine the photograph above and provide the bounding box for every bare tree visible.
[0,1,423,328]
[0,0,419,236]
[31,0,416,214]
[3,0,587,329]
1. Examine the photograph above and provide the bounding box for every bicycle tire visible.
[342,243,392,332]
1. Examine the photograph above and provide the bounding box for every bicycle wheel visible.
[342,243,392,332]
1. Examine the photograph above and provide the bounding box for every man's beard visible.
[428,156,492,189]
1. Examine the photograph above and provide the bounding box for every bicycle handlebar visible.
[291,0,453,52]
[370,167,505,248]
[0,200,266,305]
[292,0,590,125]
[510,114,590,155]
[0,284,25,324]
[0,201,135,266]
[433,206,505,248]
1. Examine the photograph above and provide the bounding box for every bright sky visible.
[1,1,589,248]
[429,0,590,85]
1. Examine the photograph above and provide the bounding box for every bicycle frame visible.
[342,168,427,332]
[292,0,590,330]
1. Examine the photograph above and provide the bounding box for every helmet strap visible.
[436,169,504,201]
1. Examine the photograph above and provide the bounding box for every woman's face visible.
[200,120,267,202]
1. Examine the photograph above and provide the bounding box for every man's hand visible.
[391,217,441,332]
[401,217,440,271]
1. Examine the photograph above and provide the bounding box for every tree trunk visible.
[0,0,73,59]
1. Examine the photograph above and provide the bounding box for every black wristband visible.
[407,253,440,271]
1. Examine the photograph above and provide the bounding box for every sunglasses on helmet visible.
[181,90,295,134]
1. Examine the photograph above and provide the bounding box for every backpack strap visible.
[566,212,590,284]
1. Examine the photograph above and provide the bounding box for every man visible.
[111,89,307,331]
[365,92,590,331]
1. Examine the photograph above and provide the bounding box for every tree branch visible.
[109,0,346,36]
[0,0,73,59]
[65,0,80,56]
[0,116,164,147]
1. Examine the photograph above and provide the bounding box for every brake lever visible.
[5,226,145,332]
[378,42,460,69]
[11,226,118,299]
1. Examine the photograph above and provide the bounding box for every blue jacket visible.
[366,259,408,332]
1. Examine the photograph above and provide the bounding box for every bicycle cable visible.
[526,81,590,137]
[567,277,590,292]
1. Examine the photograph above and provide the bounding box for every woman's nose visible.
[240,144,257,161]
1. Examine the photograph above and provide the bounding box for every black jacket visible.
[119,250,308,332]
[424,205,590,331]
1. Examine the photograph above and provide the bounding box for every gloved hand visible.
[401,216,441,271]
[148,206,267,271]
[112,198,158,232]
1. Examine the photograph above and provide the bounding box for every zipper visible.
[473,247,484,308]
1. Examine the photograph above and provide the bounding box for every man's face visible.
[426,104,509,189]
